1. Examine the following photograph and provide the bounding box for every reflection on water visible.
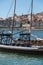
[0,52,43,65]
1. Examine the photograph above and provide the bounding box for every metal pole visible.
[31,0,33,27]
[11,0,16,43]
[12,0,16,34]
[29,0,33,44]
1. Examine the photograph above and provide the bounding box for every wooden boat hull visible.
[0,45,43,54]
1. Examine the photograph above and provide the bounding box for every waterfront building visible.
[0,18,4,27]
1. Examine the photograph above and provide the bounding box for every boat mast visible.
[12,0,16,34]
[31,0,33,28]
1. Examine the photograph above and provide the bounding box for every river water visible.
[2,29,43,39]
[0,52,43,65]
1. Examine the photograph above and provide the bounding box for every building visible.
[0,18,4,27]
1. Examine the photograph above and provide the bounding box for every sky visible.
[0,0,43,18]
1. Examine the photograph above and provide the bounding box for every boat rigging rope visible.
[6,0,14,18]
[2,0,14,31]
[13,30,26,35]
[13,31,43,40]
[31,34,38,38]
[31,34,43,40]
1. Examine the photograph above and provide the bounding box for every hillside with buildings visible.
[0,12,43,29]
